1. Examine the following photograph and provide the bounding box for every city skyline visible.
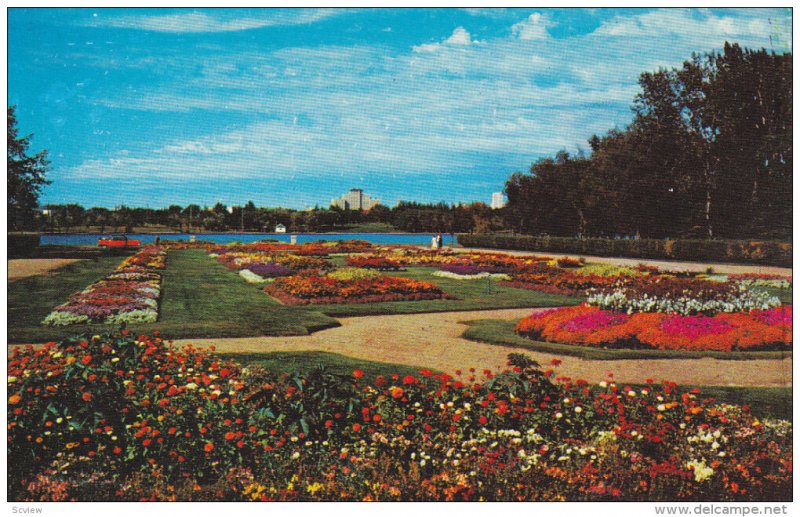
[8,7,790,210]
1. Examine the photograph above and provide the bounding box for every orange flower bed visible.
[264,273,451,305]
[515,304,792,352]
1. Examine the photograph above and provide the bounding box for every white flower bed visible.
[587,289,781,316]
[432,270,511,281]
[239,269,270,283]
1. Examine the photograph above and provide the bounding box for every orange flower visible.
[82,392,92,402]
[204,442,214,453]
[390,386,405,399]
[8,394,21,405]
[352,369,364,379]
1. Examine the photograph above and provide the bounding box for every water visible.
[40,232,446,247]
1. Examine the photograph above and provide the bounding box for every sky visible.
[7,7,792,210]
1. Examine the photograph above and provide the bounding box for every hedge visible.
[457,234,792,267]
[7,233,41,258]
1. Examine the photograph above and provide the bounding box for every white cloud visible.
[86,9,342,33]
[413,26,476,53]
[445,27,472,45]
[511,13,553,41]
[70,8,790,196]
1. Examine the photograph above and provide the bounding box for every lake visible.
[40,232,451,247]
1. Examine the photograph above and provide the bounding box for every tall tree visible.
[7,106,50,230]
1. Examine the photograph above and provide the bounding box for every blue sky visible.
[8,7,792,209]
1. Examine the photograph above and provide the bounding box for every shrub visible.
[457,235,792,267]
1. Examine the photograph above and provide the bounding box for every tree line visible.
[33,200,505,234]
[505,43,791,240]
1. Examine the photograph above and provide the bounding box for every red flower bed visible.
[502,264,631,296]
[346,255,403,270]
[515,304,793,352]
[264,273,451,305]
[7,333,792,501]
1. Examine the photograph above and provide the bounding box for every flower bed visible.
[515,305,792,352]
[346,255,403,270]
[264,273,450,305]
[7,333,792,501]
[42,247,166,326]
[502,264,632,296]
[432,270,510,281]
[587,277,781,315]
[728,273,792,289]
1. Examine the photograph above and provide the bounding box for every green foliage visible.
[504,44,791,241]
[457,234,792,267]
[8,106,50,230]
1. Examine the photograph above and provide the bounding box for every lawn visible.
[218,350,436,380]
[7,250,339,343]
[461,319,792,361]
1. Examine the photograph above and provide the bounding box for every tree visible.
[8,106,50,230]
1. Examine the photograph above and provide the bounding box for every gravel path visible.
[458,247,792,276]
[7,259,83,283]
[172,308,792,387]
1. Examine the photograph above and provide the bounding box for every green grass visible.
[8,256,124,343]
[218,351,436,380]
[221,351,791,420]
[461,319,792,361]
[7,250,339,344]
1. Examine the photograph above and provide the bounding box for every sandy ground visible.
[458,247,792,276]
[7,259,82,283]
[169,308,792,387]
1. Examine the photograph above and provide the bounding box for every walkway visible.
[172,308,792,387]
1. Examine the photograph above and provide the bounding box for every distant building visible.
[274,224,286,233]
[331,188,381,210]
[491,192,507,209]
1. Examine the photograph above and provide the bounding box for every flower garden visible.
[7,332,792,501]
[41,247,166,326]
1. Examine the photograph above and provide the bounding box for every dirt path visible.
[171,308,792,387]
[7,259,82,283]
[458,247,792,276]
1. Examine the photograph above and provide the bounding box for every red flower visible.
[142,439,152,447]
[82,392,92,402]
[225,431,236,440]
[352,423,361,432]
[113,447,122,454]
[402,375,416,385]
[81,355,93,365]
[353,369,364,379]
[204,443,214,453]
[479,415,488,425]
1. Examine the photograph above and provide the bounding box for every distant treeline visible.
[505,43,791,241]
[34,200,504,234]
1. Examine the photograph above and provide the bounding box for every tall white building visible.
[491,192,507,209]
[331,188,381,210]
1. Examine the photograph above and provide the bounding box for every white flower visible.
[657,404,667,412]
[555,412,563,419]
[627,390,636,397]
[599,381,608,388]
[574,406,583,413]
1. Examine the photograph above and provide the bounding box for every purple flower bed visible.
[660,315,734,339]
[246,262,294,278]
[561,310,629,333]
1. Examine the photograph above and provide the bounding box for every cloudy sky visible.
[8,7,792,209]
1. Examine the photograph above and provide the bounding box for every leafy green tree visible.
[8,106,50,230]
